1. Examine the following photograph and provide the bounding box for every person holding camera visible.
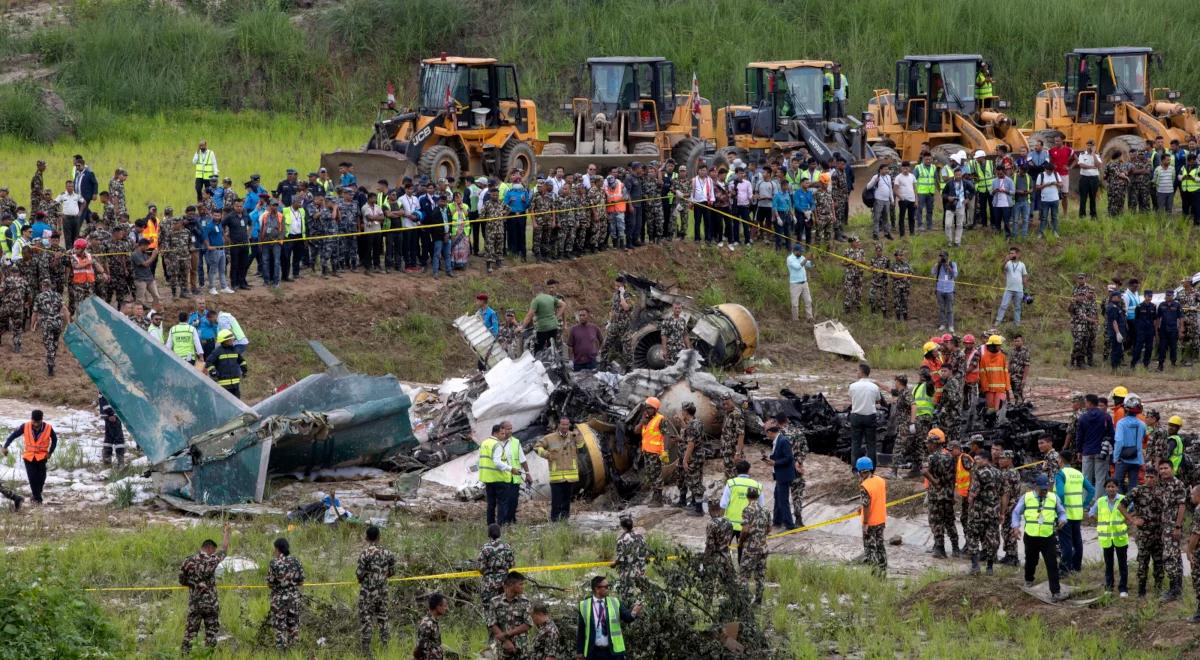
[995,246,1029,326]
[932,251,957,333]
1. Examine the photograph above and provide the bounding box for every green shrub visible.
[0,569,128,658]
[0,82,58,142]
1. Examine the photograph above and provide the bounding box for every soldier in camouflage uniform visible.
[309,193,339,277]
[936,365,963,445]
[677,403,706,513]
[1180,279,1200,363]
[336,188,360,271]
[1154,460,1188,601]
[858,463,887,574]
[478,524,515,603]
[414,593,448,660]
[924,431,960,557]
[841,235,864,313]
[642,163,664,241]
[890,249,912,321]
[356,525,396,653]
[0,187,16,220]
[30,160,45,206]
[482,189,508,273]
[0,262,28,352]
[498,310,524,358]
[703,496,736,587]
[812,184,836,251]
[1068,282,1097,368]
[486,572,532,660]
[786,422,809,526]
[659,302,689,364]
[1104,152,1130,217]
[178,524,229,654]
[160,214,192,299]
[888,376,919,476]
[1038,436,1062,484]
[39,194,61,233]
[266,538,305,650]
[87,227,112,302]
[669,166,691,240]
[529,180,555,261]
[1008,335,1030,405]
[867,242,890,316]
[587,174,609,251]
[529,602,561,660]
[738,490,771,603]
[1128,469,1164,595]
[556,180,579,259]
[32,280,66,376]
[108,169,128,218]
[1127,149,1152,212]
[613,514,649,600]
[997,450,1022,564]
[719,395,745,479]
[965,452,1002,575]
[601,279,633,366]
[1144,411,1170,469]
[830,159,850,240]
[104,225,134,305]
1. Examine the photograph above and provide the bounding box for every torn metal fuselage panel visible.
[64,298,416,505]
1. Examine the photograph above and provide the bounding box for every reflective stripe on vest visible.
[970,160,994,192]
[954,455,970,497]
[976,71,993,99]
[22,422,53,462]
[915,164,937,195]
[194,151,216,179]
[1022,491,1058,537]
[216,353,241,386]
[861,474,886,526]
[1096,494,1128,548]
[913,383,934,418]
[478,437,504,484]
[1169,435,1184,473]
[70,253,95,284]
[724,476,762,531]
[1183,168,1200,193]
[605,182,626,213]
[505,440,522,484]
[283,207,306,236]
[641,414,665,454]
[1061,466,1084,521]
[169,324,195,359]
[579,596,625,656]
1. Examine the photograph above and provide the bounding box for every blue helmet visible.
[855,456,874,472]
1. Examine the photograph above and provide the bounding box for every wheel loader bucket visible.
[319,149,416,189]
[534,152,657,175]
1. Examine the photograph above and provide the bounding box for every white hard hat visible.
[732,159,745,169]
[973,150,986,159]
[949,151,966,163]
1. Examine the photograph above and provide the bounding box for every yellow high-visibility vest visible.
[724,476,762,532]
[478,437,505,484]
[1096,494,1128,548]
[1022,491,1058,538]
[1061,466,1084,521]
[194,150,216,180]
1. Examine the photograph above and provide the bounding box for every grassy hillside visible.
[4,0,1200,139]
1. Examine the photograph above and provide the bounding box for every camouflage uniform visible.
[891,259,912,320]
[483,197,507,270]
[787,426,809,523]
[1145,426,1172,470]
[1127,153,1152,212]
[937,374,963,444]
[498,322,523,359]
[19,256,38,319]
[659,314,688,364]
[356,543,396,651]
[0,196,16,221]
[414,614,443,660]
[336,198,360,270]
[309,205,338,275]
[860,481,887,572]
[998,462,1022,559]
[867,250,890,316]
[841,245,864,313]
[1008,346,1030,405]
[926,449,959,551]
[678,418,706,505]
[30,169,43,205]
[812,187,835,250]
[1127,481,1164,590]
[642,171,664,239]
[944,348,965,379]
[530,619,561,660]
[890,388,918,470]
[830,169,849,236]
[477,539,515,602]
[108,177,127,218]
[529,190,555,260]
[0,268,27,352]
[1181,288,1200,361]
[1041,449,1062,484]
[159,224,192,298]
[66,253,95,317]
[104,234,134,305]
[669,175,690,239]
[965,462,1002,564]
[267,555,305,649]
[1157,476,1187,590]
[179,549,225,653]
[87,228,112,301]
[1069,289,1097,367]
[1104,160,1129,217]
[587,182,609,250]
[614,529,649,600]
[33,288,64,372]
[719,405,744,479]
[738,500,771,602]
[485,593,531,660]
[1190,510,1200,608]
[702,514,736,586]
[601,288,633,366]
[555,190,579,258]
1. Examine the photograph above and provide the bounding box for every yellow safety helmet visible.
[922,341,938,353]
[985,335,1003,346]
[216,329,235,344]
[1168,415,1184,427]
[1110,386,1128,398]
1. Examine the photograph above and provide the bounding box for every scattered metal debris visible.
[812,320,865,361]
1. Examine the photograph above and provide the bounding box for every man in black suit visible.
[763,419,796,529]
[73,154,98,221]
[576,575,642,659]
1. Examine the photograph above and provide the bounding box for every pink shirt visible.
[733,179,753,206]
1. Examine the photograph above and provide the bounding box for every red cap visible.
[73,238,88,250]
[940,333,953,342]
[930,336,944,344]
[476,293,488,301]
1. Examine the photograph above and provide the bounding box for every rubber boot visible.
[951,539,962,558]
[649,491,663,508]
[689,500,704,517]
[969,553,980,575]
[11,495,21,512]
[675,492,688,509]
[1161,579,1182,603]
[931,540,947,559]
[985,560,994,576]
[1137,580,1147,598]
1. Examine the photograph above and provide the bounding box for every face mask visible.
[17,213,25,221]
[41,239,50,247]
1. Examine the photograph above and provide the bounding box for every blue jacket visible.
[1112,416,1146,465]
[792,188,814,212]
[770,433,796,482]
[1054,470,1095,511]
[243,190,261,215]
[1075,407,1111,456]
[503,188,530,213]
[480,306,499,336]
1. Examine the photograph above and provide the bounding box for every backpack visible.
[862,177,876,208]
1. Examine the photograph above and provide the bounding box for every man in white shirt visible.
[866,165,894,240]
[192,140,218,203]
[991,168,1015,238]
[893,161,917,236]
[786,244,815,321]
[399,184,422,271]
[1074,140,1102,219]
[549,167,566,197]
[995,246,1029,326]
[1035,164,1062,238]
[848,363,884,466]
[690,165,715,243]
[56,181,84,247]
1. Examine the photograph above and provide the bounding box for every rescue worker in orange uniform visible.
[636,397,669,507]
[979,334,1012,411]
[857,456,888,574]
[961,334,981,427]
[951,440,975,549]
[3,409,58,504]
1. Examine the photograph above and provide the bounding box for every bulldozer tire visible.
[632,142,661,156]
[711,146,748,172]
[672,136,707,174]
[1100,134,1146,164]
[540,143,569,156]
[870,145,900,165]
[418,145,460,182]
[931,143,968,166]
[501,140,537,180]
[1028,129,1064,149]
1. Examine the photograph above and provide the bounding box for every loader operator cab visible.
[744,62,826,139]
[414,57,527,132]
[894,55,993,133]
[587,57,677,131]
[1063,48,1152,124]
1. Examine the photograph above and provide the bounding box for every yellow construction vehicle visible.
[321,54,538,185]
[867,54,1027,164]
[713,60,882,173]
[538,57,713,174]
[1031,47,1200,161]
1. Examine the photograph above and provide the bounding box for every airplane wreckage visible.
[64,275,1070,508]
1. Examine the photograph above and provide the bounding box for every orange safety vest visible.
[932,373,944,404]
[641,414,665,454]
[955,454,971,497]
[605,182,627,213]
[70,252,95,284]
[143,217,160,249]
[979,350,1011,392]
[22,422,53,461]
[921,356,942,373]
[860,475,887,526]
[963,348,980,385]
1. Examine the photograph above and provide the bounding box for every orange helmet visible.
[645,397,661,409]
[926,428,946,443]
